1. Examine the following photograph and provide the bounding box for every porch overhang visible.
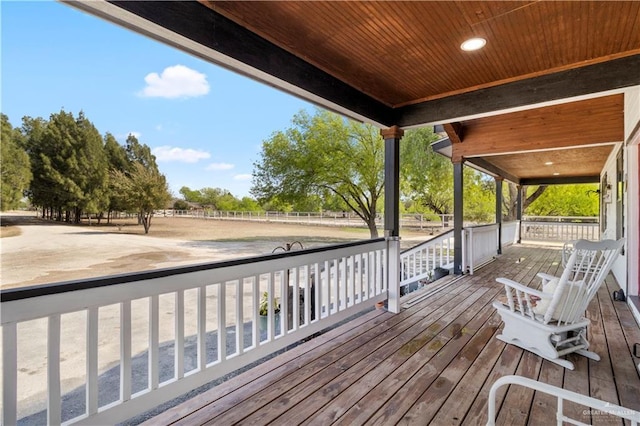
[67,0,639,183]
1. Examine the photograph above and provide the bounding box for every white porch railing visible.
[520,220,599,241]
[1,239,389,425]
[399,230,455,288]
[487,375,640,426]
[501,221,520,247]
[462,224,500,275]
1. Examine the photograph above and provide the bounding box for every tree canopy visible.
[1,114,31,210]
[252,109,384,237]
[5,110,171,232]
[3,107,599,236]
[400,127,497,223]
[111,162,171,233]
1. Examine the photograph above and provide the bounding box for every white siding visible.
[624,87,640,298]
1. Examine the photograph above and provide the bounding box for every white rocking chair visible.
[492,238,625,370]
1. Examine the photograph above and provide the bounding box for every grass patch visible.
[0,226,21,238]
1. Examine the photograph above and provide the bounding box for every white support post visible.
[387,237,401,313]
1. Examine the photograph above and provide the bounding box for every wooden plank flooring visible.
[144,245,640,425]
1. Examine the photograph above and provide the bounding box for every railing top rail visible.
[400,229,454,254]
[523,215,598,223]
[1,238,386,303]
[464,223,499,230]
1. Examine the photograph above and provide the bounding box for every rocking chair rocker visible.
[492,238,625,370]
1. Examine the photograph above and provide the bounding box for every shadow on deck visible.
[141,244,640,425]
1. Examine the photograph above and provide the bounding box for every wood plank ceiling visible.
[202,0,638,184]
[96,1,640,184]
[205,1,640,108]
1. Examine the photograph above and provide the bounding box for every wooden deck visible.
[144,245,640,425]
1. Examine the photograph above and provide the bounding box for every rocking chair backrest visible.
[543,238,625,325]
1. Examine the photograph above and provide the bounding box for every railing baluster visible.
[304,265,311,323]
[314,263,321,321]
[376,250,382,295]
[87,307,99,415]
[197,286,206,369]
[175,290,185,379]
[48,315,62,424]
[348,256,355,308]
[340,257,347,310]
[218,283,226,361]
[2,322,17,426]
[368,252,374,297]
[252,275,260,347]
[236,280,244,354]
[293,267,300,329]
[120,300,132,402]
[149,295,159,389]
[332,259,338,313]
[323,260,330,317]
[268,272,275,339]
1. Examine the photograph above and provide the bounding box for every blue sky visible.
[1,1,314,198]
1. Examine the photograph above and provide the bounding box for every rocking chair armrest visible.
[536,272,557,283]
[496,277,546,299]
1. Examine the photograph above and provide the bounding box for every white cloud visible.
[139,65,210,99]
[155,124,163,131]
[233,174,252,181]
[128,131,142,139]
[206,162,235,171]
[152,145,211,163]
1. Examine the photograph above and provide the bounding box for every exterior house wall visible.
[600,144,625,284]
[624,86,640,300]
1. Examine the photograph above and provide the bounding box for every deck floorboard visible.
[144,245,640,426]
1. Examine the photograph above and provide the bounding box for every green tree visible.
[400,127,498,222]
[179,186,203,204]
[110,162,171,233]
[400,127,451,214]
[122,133,166,227]
[1,114,31,210]
[22,115,57,218]
[104,132,130,221]
[21,111,109,222]
[252,109,384,237]
[238,196,261,211]
[72,112,109,221]
[173,199,190,210]
[125,133,156,169]
[503,183,548,220]
[526,184,598,216]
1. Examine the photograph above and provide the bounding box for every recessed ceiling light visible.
[460,37,486,52]
[545,161,554,166]
[553,172,560,176]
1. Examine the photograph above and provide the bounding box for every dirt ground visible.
[0,211,428,289]
[1,211,434,421]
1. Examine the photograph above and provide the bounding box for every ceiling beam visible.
[464,158,520,185]
[521,176,600,185]
[396,54,640,127]
[443,123,464,144]
[92,1,396,126]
